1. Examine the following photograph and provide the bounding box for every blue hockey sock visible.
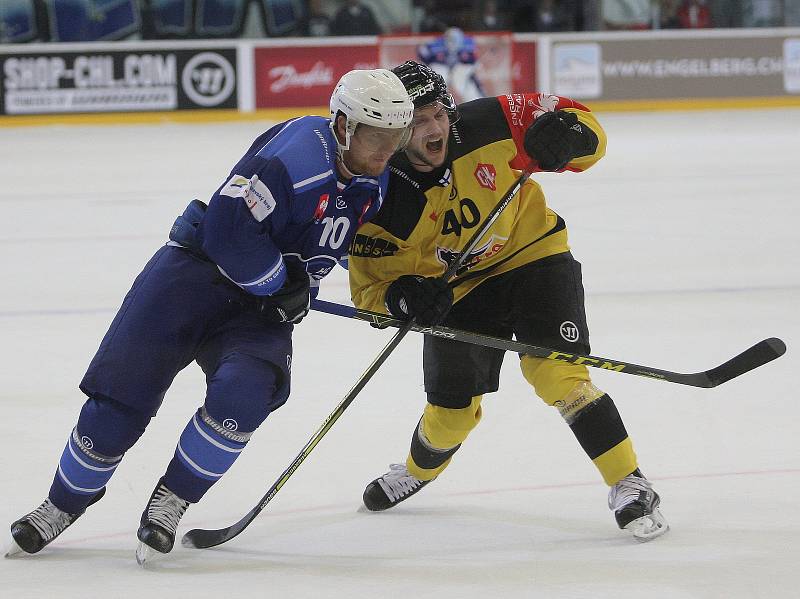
[48,398,150,514]
[49,428,121,514]
[164,408,250,503]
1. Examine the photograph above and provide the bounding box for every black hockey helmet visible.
[392,61,458,114]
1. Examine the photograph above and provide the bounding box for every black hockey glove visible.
[524,110,581,171]
[385,275,453,327]
[254,261,311,324]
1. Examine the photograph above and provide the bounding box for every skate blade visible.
[4,538,27,559]
[624,508,670,542]
[135,541,166,567]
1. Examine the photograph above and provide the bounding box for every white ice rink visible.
[1,108,798,598]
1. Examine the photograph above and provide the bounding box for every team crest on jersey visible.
[296,255,336,281]
[474,163,497,191]
[335,196,347,209]
[313,265,333,279]
[313,194,330,221]
[435,234,506,275]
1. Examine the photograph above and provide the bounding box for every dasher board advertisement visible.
[254,44,378,109]
[1,48,238,115]
[254,36,537,110]
[551,33,800,101]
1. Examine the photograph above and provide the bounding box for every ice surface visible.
[1,108,798,598]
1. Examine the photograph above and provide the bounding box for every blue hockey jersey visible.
[418,35,478,68]
[197,116,387,297]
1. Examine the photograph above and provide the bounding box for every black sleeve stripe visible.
[371,170,428,241]
[449,97,512,160]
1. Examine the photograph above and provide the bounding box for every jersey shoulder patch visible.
[219,174,276,222]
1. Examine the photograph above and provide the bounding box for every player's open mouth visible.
[426,139,443,153]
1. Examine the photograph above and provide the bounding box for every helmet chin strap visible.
[331,117,365,179]
[336,148,362,179]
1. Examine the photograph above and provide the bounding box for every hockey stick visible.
[310,299,786,388]
[181,168,534,550]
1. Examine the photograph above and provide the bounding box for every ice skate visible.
[608,469,669,542]
[7,488,106,557]
[363,463,433,511]
[136,479,190,566]
[5,537,25,558]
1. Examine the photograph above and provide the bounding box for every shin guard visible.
[569,394,638,486]
[164,408,250,503]
[407,396,482,480]
[409,419,461,479]
[48,398,149,514]
[50,428,121,514]
[521,357,637,485]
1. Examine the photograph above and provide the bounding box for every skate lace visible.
[146,485,190,534]
[377,463,423,502]
[608,474,653,511]
[26,499,73,542]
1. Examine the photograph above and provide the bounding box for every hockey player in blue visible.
[7,68,414,564]
[418,27,485,103]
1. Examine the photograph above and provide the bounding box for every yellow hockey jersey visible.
[349,93,607,313]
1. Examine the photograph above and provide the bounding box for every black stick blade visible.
[182,519,248,549]
[701,337,786,388]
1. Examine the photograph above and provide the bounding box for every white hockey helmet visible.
[329,68,414,151]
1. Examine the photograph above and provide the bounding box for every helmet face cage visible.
[329,69,414,151]
[392,61,459,122]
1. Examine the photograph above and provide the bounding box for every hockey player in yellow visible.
[349,61,669,541]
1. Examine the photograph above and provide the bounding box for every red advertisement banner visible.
[255,45,378,108]
[512,39,536,93]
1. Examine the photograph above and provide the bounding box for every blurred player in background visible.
[418,27,486,103]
